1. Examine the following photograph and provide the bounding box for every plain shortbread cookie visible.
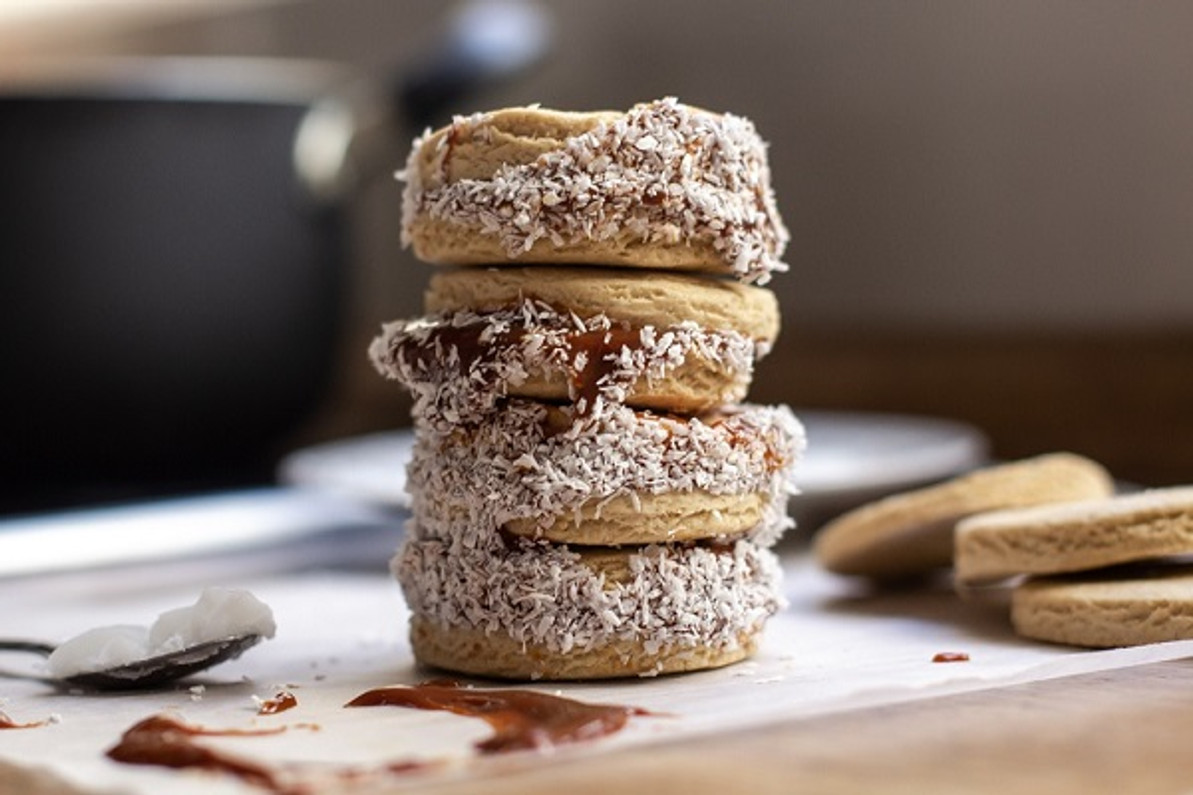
[956,486,1193,584]
[1012,562,1193,647]
[408,619,757,680]
[813,453,1115,579]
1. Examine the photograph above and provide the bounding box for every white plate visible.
[278,410,989,521]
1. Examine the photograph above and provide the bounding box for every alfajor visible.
[395,534,782,679]
[407,399,804,547]
[370,266,780,424]
[399,97,789,284]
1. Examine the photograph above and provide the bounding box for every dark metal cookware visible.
[0,2,549,512]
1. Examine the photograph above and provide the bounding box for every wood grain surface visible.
[385,658,1193,795]
[5,658,1193,793]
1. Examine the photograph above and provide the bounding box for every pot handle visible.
[294,0,551,204]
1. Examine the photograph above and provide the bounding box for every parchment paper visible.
[2,547,1191,794]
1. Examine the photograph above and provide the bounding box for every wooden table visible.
[413,659,1193,795]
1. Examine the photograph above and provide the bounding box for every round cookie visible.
[369,267,780,421]
[399,97,789,284]
[813,453,1115,579]
[408,399,803,547]
[394,537,783,680]
[955,486,1193,585]
[424,266,779,341]
[1012,563,1193,648]
[408,618,756,681]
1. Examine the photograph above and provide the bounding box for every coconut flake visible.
[46,589,275,679]
[394,535,784,655]
[399,98,789,284]
[369,301,765,433]
[407,400,803,547]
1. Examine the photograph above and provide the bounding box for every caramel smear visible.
[345,680,652,753]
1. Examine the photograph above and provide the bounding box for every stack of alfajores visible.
[370,98,805,679]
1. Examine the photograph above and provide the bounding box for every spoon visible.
[0,634,263,690]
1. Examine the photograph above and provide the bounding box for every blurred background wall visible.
[3,0,1191,496]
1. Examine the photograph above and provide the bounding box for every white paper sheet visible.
[2,551,1191,795]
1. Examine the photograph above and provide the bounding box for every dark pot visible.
[0,4,550,512]
[0,58,378,508]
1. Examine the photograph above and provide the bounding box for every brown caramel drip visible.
[568,326,640,414]
[398,322,525,377]
[0,711,48,730]
[387,759,436,775]
[107,715,292,793]
[345,680,650,754]
[398,318,643,416]
[932,652,971,663]
[257,691,298,716]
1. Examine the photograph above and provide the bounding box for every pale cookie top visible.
[956,485,1193,585]
[425,266,780,343]
[400,97,789,284]
[813,453,1115,579]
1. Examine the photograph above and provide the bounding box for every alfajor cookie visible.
[400,97,789,284]
[955,486,1193,585]
[813,453,1115,579]
[408,399,803,547]
[369,266,779,423]
[394,535,782,679]
[1011,562,1193,647]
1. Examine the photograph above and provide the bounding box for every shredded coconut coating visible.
[399,97,789,285]
[394,534,784,656]
[408,400,803,548]
[368,299,765,432]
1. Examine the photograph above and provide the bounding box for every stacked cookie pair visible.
[956,484,1193,648]
[815,454,1193,648]
[370,99,805,679]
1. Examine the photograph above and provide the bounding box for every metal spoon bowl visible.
[0,634,263,690]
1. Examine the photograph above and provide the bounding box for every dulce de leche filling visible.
[369,299,767,428]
